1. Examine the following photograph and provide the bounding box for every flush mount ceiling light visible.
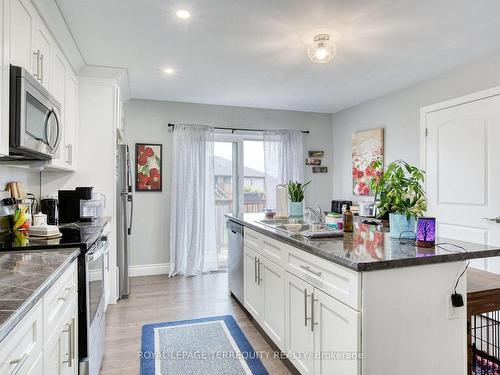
[164,68,175,75]
[307,33,336,64]
[176,9,190,19]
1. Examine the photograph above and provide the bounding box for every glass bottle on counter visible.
[343,204,353,232]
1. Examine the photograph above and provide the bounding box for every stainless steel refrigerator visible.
[116,144,133,299]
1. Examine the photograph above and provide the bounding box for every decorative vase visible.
[389,213,416,239]
[288,202,304,218]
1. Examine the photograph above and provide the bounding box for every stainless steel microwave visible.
[9,65,62,160]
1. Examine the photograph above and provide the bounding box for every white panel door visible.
[425,92,500,271]
[260,256,286,351]
[285,271,315,375]
[243,246,263,320]
[313,288,360,375]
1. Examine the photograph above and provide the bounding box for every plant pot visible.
[389,213,416,239]
[288,202,304,218]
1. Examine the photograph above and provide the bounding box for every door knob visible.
[484,217,500,223]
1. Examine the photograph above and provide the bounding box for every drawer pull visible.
[300,265,322,277]
[58,287,73,302]
[10,353,28,375]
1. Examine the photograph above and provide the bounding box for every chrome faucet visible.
[305,206,323,223]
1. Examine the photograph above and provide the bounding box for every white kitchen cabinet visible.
[10,0,34,72]
[313,288,360,375]
[259,256,285,350]
[243,245,286,351]
[26,352,43,375]
[244,246,263,320]
[44,295,78,375]
[285,272,315,375]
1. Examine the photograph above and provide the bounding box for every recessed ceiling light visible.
[164,68,175,75]
[176,9,190,19]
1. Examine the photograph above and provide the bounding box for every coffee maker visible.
[58,187,106,223]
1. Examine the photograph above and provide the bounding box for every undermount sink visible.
[258,219,325,233]
[258,218,306,226]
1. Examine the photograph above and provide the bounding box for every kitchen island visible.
[227,213,500,375]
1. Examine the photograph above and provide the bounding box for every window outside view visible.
[214,140,265,268]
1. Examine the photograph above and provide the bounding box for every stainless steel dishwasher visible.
[227,220,244,304]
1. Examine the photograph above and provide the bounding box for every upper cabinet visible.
[5,0,79,171]
[10,0,34,73]
[32,16,52,90]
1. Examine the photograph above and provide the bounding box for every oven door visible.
[85,238,106,346]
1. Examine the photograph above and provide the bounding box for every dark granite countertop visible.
[227,213,500,272]
[0,248,80,343]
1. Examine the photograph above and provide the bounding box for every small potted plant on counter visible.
[370,160,427,238]
[287,180,311,218]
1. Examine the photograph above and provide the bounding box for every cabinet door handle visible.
[66,144,73,165]
[257,259,262,285]
[311,292,318,332]
[300,265,322,277]
[32,49,41,78]
[62,320,73,367]
[9,352,28,375]
[254,257,258,284]
[58,286,73,302]
[39,53,44,83]
[304,288,312,327]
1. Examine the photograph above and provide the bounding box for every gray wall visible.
[332,52,500,202]
[125,99,333,267]
[0,167,39,197]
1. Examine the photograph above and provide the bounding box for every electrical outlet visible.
[447,295,461,320]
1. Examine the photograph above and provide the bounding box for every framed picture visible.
[308,150,324,158]
[312,166,328,173]
[352,128,384,196]
[305,158,322,166]
[135,143,162,191]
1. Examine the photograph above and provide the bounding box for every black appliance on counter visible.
[40,196,59,225]
[59,187,103,224]
[331,200,353,214]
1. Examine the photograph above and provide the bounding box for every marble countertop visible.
[0,248,80,343]
[227,213,500,272]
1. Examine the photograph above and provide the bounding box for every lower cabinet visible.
[44,295,78,375]
[285,272,360,375]
[243,246,286,350]
[0,260,78,375]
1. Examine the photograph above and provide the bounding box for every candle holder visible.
[416,217,436,248]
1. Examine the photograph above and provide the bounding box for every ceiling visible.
[56,0,500,113]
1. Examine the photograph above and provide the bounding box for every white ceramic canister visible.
[32,212,47,226]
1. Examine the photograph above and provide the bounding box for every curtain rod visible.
[167,123,309,134]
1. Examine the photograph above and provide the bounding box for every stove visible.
[0,218,110,252]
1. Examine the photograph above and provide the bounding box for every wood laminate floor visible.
[100,272,292,374]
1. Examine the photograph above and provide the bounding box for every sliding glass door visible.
[214,135,264,268]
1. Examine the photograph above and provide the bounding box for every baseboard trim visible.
[129,263,170,277]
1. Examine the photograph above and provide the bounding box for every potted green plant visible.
[287,180,311,217]
[370,160,427,238]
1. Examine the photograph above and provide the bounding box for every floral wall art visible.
[352,128,384,196]
[136,143,162,191]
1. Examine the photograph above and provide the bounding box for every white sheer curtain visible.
[263,130,304,209]
[169,124,218,276]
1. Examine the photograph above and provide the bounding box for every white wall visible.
[124,99,333,268]
[41,78,118,302]
[332,52,500,202]
[0,166,39,197]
